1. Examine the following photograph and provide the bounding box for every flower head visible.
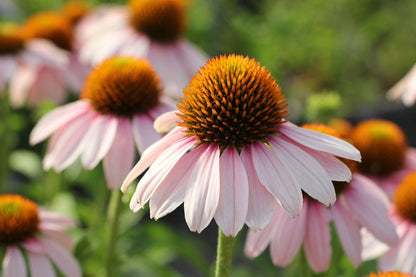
[367,272,414,277]
[122,55,361,236]
[0,194,81,277]
[0,23,26,55]
[61,1,91,25]
[244,123,396,272]
[30,56,174,189]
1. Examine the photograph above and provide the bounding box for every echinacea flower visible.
[350,119,416,198]
[0,194,81,277]
[77,0,208,99]
[367,271,415,277]
[244,123,397,272]
[30,56,175,189]
[121,55,361,237]
[387,63,416,106]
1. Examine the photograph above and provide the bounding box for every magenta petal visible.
[249,142,302,216]
[244,214,278,259]
[3,246,27,277]
[103,117,135,189]
[132,114,162,154]
[304,201,332,273]
[214,147,249,237]
[331,200,362,267]
[184,144,221,233]
[28,252,56,277]
[41,238,81,277]
[270,199,308,267]
[344,174,398,246]
[30,100,90,145]
[121,127,187,192]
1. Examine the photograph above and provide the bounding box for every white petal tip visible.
[153,111,180,133]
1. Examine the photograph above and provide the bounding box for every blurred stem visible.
[214,228,235,277]
[106,189,123,277]
[0,93,10,192]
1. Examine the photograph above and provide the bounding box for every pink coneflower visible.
[77,0,208,99]
[350,119,416,198]
[387,64,416,106]
[121,55,361,237]
[367,271,415,277]
[0,194,81,277]
[30,56,174,189]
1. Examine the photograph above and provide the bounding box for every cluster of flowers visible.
[1,0,416,276]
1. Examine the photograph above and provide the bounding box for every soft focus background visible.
[2,0,416,276]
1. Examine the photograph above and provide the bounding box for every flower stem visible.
[106,189,123,277]
[214,228,235,277]
[0,93,10,192]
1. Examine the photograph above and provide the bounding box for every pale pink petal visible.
[130,136,195,211]
[248,142,302,216]
[280,122,361,161]
[153,110,180,133]
[304,201,332,273]
[9,64,37,107]
[270,199,308,267]
[361,228,390,261]
[240,148,275,230]
[23,39,68,67]
[3,246,27,277]
[214,147,249,237]
[22,238,46,254]
[39,210,76,228]
[40,237,81,277]
[380,244,400,271]
[344,174,398,246]
[27,67,66,107]
[149,144,201,219]
[39,225,74,250]
[118,30,150,57]
[331,200,362,267]
[270,137,335,206]
[121,127,187,192]
[28,253,56,277]
[244,212,279,258]
[47,112,95,171]
[387,64,416,106]
[132,114,162,154]
[103,117,135,189]
[30,100,91,145]
[399,227,416,273]
[184,144,221,233]
[176,40,208,77]
[81,114,118,169]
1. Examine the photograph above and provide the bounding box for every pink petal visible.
[132,114,162,154]
[129,136,195,211]
[344,174,398,246]
[121,127,187,192]
[270,137,336,206]
[184,144,221,233]
[23,39,68,67]
[153,110,181,133]
[27,67,66,107]
[81,114,118,169]
[280,122,361,161]
[2,246,27,277]
[39,225,74,250]
[103,117,135,189]
[22,238,46,254]
[399,227,416,273]
[361,228,390,261]
[244,213,278,259]
[387,64,416,106]
[41,237,81,277]
[304,201,332,273]
[214,147,249,237]
[39,210,76,228]
[270,199,308,267]
[331,200,361,267]
[9,64,37,107]
[28,253,56,277]
[240,148,275,230]
[248,142,302,216]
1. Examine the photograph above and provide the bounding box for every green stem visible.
[0,93,10,192]
[106,189,123,277]
[214,228,235,277]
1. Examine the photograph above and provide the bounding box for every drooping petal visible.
[344,174,398,246]
[121,127,188,192]
[184,144,221,233]
[214,147,249,237]
[304,201,332,273]
[249,142,302,216]
[153,110,180,133]
[129,136,195,211]
[240,147,275,230]
[28,252,56,277]
[9,64,37,108]
[270,137,335,206]
[270,199,308,267]
[331,200,362,267]
[399,227,416,274]
[39,225,74,250]
[132,114,162,154]
[361,228,390,261]
[280,122,361,161]
[3,246,27,277]
[39,210,76,229]
[41,237,81,277]
[21,238,46,254]
[103,117,135,189]
[81,114,118,169]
